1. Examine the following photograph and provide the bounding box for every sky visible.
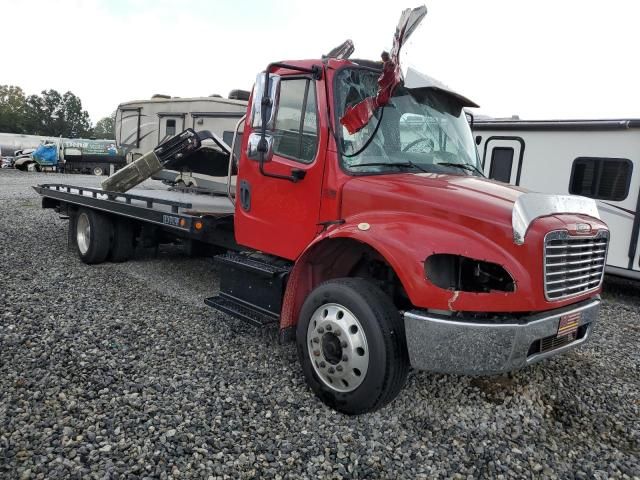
[1,0,639,124]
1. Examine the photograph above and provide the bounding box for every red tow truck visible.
[35,7,609,413]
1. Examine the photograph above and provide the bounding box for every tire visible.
[109,220,135,262]
[92,166,104,176]
[74,209,113,264]
[296,278,409,414]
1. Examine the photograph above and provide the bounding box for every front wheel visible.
[92,166,104,176]
[296,278,409,414]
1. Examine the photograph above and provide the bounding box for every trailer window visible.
[166,119,176,136]
[570,157,632,201]
[489,147,514,183]
[272,78,318,163]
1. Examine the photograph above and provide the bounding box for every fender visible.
[279,211,540,336]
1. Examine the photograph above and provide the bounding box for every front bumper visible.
[403,297,600,375]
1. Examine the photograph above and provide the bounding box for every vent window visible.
[570,157,632,201]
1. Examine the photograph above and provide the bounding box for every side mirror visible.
[251,72,281,131]
[247,132,274,162]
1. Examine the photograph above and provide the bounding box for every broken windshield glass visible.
[335,68,481,176]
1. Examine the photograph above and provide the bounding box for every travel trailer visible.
[473,119,640,279]
[115,94,248,191]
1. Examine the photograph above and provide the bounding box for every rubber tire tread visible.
[296,277,409,414]
[109,220,135,262]
[76,209,112,264]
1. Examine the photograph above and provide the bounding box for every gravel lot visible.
[0,169,638,479]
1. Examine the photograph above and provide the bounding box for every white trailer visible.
[473,119,640,279]
[115,95,248,191]
[0,132,58,156]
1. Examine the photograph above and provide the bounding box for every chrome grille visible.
[544,230,609,301]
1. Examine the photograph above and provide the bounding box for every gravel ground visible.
[0,169,638,479]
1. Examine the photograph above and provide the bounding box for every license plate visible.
[557,311,581,337]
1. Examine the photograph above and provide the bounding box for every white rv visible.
[115,94,248,190]
[473,119,640,279]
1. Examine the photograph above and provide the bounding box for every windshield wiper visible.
[436,162,486,177]
[350,162,415,169]
[350,161,429,174]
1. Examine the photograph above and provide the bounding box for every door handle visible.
[240,180,251,211]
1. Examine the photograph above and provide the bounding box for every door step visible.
[214,252,291,277]
[205,294,278,326]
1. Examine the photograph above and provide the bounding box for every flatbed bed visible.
[34,183,237,250]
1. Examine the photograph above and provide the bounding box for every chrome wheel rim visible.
[307,303,369,393]
[93,167,103,176]
[76,213,91,255]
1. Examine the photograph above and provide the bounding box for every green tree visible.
[0,85,27,133]
[94,111,116,139]
[22,94,46,134]
[22,89,92,137]
[60,91,92,137]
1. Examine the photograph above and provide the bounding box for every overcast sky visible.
[2,0,639,124]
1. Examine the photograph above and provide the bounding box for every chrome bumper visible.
[403,298,600,375]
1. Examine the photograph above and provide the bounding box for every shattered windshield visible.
[335,68,480,175]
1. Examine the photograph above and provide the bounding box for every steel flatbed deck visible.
[34,183,237,247]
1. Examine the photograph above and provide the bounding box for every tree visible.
[59,91,92,137]
[0,85,26,133]
[1,86,92,137]
[22,94,45,135]
[94,111,116,139]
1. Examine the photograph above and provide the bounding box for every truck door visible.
[234,76,326,260]
[158,114,185,144]
[482,137,524,185]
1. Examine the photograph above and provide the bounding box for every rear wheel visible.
[296,278,409,414]
[92,166,104,176]
[74,209,113,264]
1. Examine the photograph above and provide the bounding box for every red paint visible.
[232,59,608,333]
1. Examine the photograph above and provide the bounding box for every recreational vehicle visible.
[115,94,248,191]
[473,119,640,279]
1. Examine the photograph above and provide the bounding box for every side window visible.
[166,119,176,136]
[489,147,514,183]
[570,157,632,201]
[273,78,318,163]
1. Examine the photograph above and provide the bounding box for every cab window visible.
[273,78,318,163]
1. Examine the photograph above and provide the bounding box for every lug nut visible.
[341,341,347,348]
[335,330,341,336]
[342,355,348,362]
[328,367,335,374]
[312,337,319,343]
[319,361,326,368]
[326,324,332,331]
[313,350,320,357]
[317,327,324,334]
[336,365,343,372]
